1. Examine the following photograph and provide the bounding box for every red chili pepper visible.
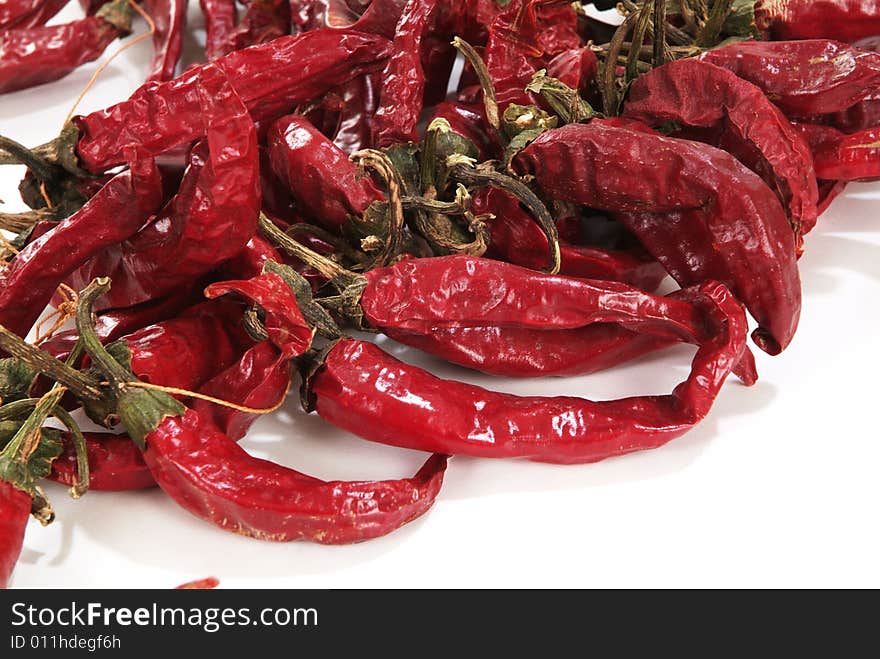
[0,0,69,30]
[218,235,284,280]
[794,123,880,182]
[546,47,598,99]
[470,187,666,290]
[68,64,261,310]
[143,0,187,83]
[49,432,154,491]
[700,39,880,118]
[0,0,132,95]
[513,121,801,355]
[309,280,750,464]
[622,58,819,242]
[73,29,392,173]
[372,0,438,146]
[199,0,237,60]
[218,0,290,56]
[755,0,880,43]
[0,480,31,589]
[817,180,848,215]
[267,114,383,231]
[333,73,381,154]
[0,157,163,343]
[429,102,499,160]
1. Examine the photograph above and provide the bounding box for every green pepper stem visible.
[696,0,733,47]
[602,10,640,116]
[654,0,669,66]
[0,327,104,402]
[0,136,56,182]
[627,1,655,83]
[50,405,89,498]
[74,278,134,386]
[351,150,406,269]
[451,37,507,147]
[0,390,63,464]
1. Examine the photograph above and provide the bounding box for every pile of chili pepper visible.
[1,0,879,587]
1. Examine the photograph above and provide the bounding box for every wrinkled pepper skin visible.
[333,72,381,154]
[373,0,438,146]
[267,114,383,230]
[220,0,290,56]
[0,5,129,95]
[755,0,880,43]
[143,0,187,83]
[0,0,69,30]
[547,46,599,98]
[142,410,448,543]
[513,122,801,355]
[74,29,392,173]
[311,281,750,465]
[0,159,163,342]
[623,58,819,240]
[0,481,31,589]
[199,0,237,60]
[795,123,880,182]
[69,65,261,310]
[50,433,154,491]
[700,40,880,118]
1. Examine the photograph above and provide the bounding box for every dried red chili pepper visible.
[817,180,848,215]
[0,0,69,30]
[372,0,438,147]
[308,280,750,464]
[429,102,498,161]
[513,122,800,355]
[68,64,261,310]
[71,29,392,173]
[200,0,237,60]
[219,0,290,55]
[268,114,383,231]
[143,0,187,83]
[755,0,880,43]
[622,58,819,242]
[471,187,666,290]
[546,47,598,98]
[76,278,447,544]
[50,432,153,491]
[0,157,163,343]
[700,39,880,118]
[333,73,381,154]
[0,480,30,588]
[794,123,880,182]
[218,235,284,280]
[0,0,132,95]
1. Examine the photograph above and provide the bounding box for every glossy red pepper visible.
[0,0,69,30]
[546,47,598,98]
[513,122,801,355]
[794,123,880,182]
[73,29,392,173]
[0,0,132,95]
[700,39,880,118]
[755,0,880,42]
[68,64,261,310]
[200,0,237,60]
[50,432,154,491]
[622,58,819,241]
[309,280,750,465]
[0,158,163,343]
[0,480,31,589]
[372,0,438,146]
[267,114,383,231]
[143,0,187,82]
[333,72,381,154]
[471,187,666,290]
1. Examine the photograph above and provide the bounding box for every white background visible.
[2,5,879,589]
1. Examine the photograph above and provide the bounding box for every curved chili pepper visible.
[471,187,666,290]
[0,0,69,31]
[143,0,187,83]
[218,235,284,280]
[700,39,880,118]
[68,64,261,310]
[0,157,163,343]
[0,0,132,95]
[50,432,153,491]
[754,0,880,42]
[309,280,750,465]
[267,114,383,231]
[622,58,819,241]
[220,0,290,55]
[200,0,237,60]
[73,29,393,173]
[794,123,880,182]
[333,72,381,154]
[372,0,438,146]
[0,480,30,589]
[75,278,447,544]
[513,122,800,355]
